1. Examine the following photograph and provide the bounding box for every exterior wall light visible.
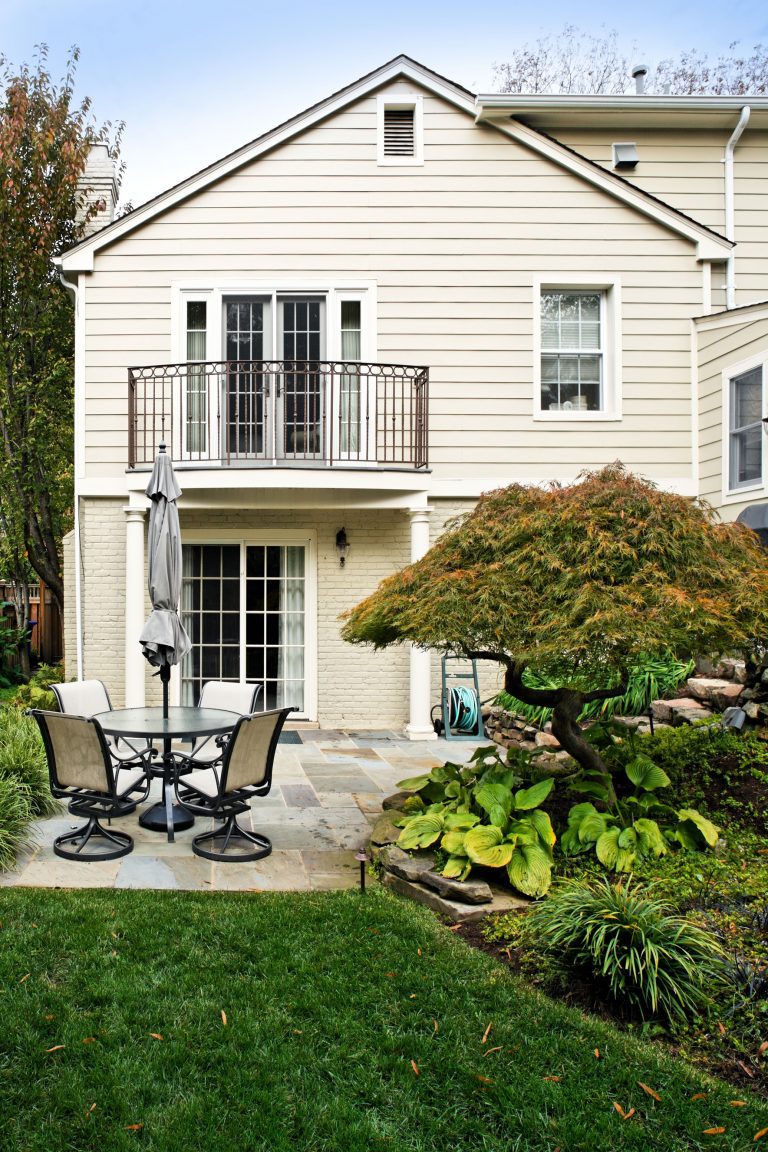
[336,527,349,567]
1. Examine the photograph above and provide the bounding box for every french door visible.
[224,296,325,460]
[180,542,308,714]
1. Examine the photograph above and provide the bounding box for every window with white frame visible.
[534,281,620,418]
[377,96,423,165]
[728,364,763,491]
[540,290,603,412]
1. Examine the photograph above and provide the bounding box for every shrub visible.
[0,774,33,871]
[526,876,724,1023]
[11,662,64,712]
[0,706,57,819]
[395,744,557,897]
[497,653,694,727]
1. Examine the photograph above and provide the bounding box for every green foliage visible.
[497,653,694,727]
[0,775,32,871]
[0,704,56,818]
[395,744,557,897]
[12,662,64,712]
[0,47,123,607]
[561,720,719,872]
[527,877,725,1023]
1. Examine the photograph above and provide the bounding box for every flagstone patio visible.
[0,730,484,892]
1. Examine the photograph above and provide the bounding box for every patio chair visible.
[174,706,292,862]
[51,679,154,811]
[181,680,263,775]
[30,710,151,861]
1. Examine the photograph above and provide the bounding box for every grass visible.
[0,888,766,1151]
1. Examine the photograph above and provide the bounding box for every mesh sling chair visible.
[51,679,155,813]
[174,706,292,862]
[30,710,151,861]
[181,681,264,774]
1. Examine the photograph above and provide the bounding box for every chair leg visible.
[54,814,133,861]
[191,815,272,862]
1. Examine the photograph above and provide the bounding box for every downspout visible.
[56,263,84,680]
[724,106,750,310]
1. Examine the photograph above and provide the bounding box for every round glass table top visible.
[93,706,240,740]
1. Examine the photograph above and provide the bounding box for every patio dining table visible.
[94,706,240,843]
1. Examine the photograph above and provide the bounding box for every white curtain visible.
[277,546,305,709]
[340,301,361,454]
[186,315,207,454]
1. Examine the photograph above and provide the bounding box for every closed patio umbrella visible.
[139,441,191,715]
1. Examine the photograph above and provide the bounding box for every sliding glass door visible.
[181,542,308,712]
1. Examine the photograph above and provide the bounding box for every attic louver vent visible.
[383,108,415,157]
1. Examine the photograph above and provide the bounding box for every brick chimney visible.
[77,143,118,236]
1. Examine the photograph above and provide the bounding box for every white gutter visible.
[55,262,84,680]
[724,106,750,310]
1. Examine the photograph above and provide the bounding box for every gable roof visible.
[59,54,732,274]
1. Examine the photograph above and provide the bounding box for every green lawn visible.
[0,888,766,1152]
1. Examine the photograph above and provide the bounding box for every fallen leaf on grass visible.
[82,1038,97,1045]
[292,1029,303,1035]
[730,1101,747,1107]
[482,1022,493,1044]
[125,1124,144,1131]
[19,973,29,983]
[755,1127,768,1141]
[613,1103,635,1120]
[43,1014,54,1021]
[417,948,422,956]
[385,972,396,978]
[447,925,462,933]
[149,1033,163,1041]
[718,1022,727,1035]
[45,1045,65,1053]
[638,1081,662,1101]
[475,1075,494,1085]
[703,1128,726,1135]
[738,1061,755,1078]
[220,1011,227,1027]
[409,994,417,1000]
[543,1076,561,1082]
[433,1020,439,1034]
[484,1046,503,1057]
[691,1093,708,1102]
[411,1060,420,1076]
[87,1104,96,1115]
[594,1048,601,1059]
[759,1042,768,1057]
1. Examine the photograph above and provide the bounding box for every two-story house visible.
[57,55,768,734]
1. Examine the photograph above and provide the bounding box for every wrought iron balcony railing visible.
[128,360,429,471]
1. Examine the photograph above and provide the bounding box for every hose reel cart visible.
[432,654,485,740]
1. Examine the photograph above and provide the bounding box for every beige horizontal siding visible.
[81,82,704,487]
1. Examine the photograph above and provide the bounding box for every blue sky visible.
[2,0,767,207]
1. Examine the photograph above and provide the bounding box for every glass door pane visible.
[279,298,324,458]
[181,544,241,705]
[224,299,269,458]
[245,544,306,710]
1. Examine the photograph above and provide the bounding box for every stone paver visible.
[2,731,485,892]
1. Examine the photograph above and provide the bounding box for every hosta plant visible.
[395,745,557,897]
[561,719,719,872]
[526,876,724,1022]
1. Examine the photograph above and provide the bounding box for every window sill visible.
[533,410,621,422]
[723,480,764,501]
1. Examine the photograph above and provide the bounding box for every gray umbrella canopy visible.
[139,443,191,671]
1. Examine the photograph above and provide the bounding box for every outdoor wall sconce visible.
[336,527,349,567]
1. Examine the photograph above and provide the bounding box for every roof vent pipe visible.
[724,105,750,309]
[631,64,648,95]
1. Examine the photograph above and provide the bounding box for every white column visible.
[124,507,146,708]
[405,506,437,741]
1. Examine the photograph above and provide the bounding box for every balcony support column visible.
[124,506,146,708]
[405,506,437,741]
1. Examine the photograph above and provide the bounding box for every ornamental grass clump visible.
[527,876,724,1023]
[0,705,57,870]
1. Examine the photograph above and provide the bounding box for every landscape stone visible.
[744,701,761,720]
[668,700,713,726]
[535,731,560,749]
[369,811,403,846]
[686,677,744,709]
[420,870,493,904]
[383,850,436,883]
[382,790,416,811]
[653,697,710,723]
[382,871,527,923]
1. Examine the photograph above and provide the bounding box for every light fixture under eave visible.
[335,527,349,567]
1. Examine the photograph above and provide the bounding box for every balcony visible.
[128,360,429,471]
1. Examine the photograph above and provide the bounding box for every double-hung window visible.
[728,364,763,491]
[534,280,620,419]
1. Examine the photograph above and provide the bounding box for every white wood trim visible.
[695,303,768,331]
[720,353,767,504]
[532,275,622,421]
[690,320,700,493]
[175,529,318,720]
[481,117,733,260]
[377,94,424,166]
[61,60,474,268]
